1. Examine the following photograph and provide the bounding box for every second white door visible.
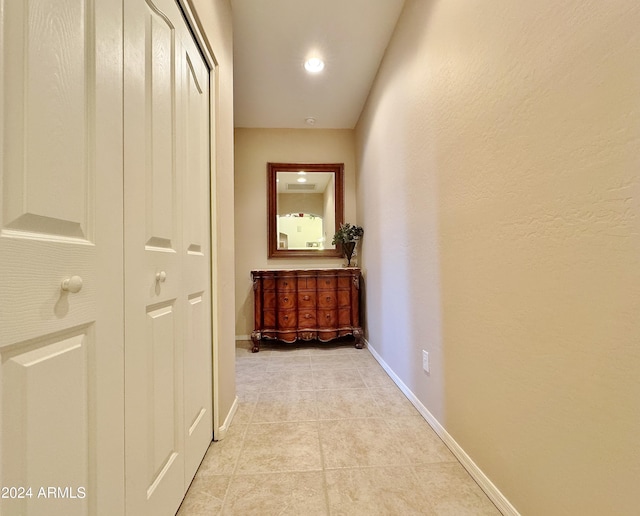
[124,0,213,514]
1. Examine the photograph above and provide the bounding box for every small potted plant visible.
[332,223,364,267]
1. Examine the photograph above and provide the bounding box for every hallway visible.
[178,341,500,514]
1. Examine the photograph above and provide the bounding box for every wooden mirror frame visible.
[268,162,344,258]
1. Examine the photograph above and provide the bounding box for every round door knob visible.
[61,276,83,293]
[156,271,167,282]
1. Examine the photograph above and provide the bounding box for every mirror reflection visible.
[276,171,335,250]
[268,163,343,258]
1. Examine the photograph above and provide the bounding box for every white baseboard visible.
[364,339,520,516]
[215,395,238,441]
[236,335,251,341]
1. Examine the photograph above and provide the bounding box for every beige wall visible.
[356,0,640,514]
[188,0,236,432]
[278,193,324,217]
[234,128,356,336]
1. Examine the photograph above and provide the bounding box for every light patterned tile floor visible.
[177,340,501,515]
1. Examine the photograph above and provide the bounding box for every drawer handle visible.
[284,281,288,286]
[303,295,310,301]
[284,315,289,320]
[325,280,330,285]
[326,296,331,302]
[326,314,331,320]
[305,313,311,319]
[284,297,289,302]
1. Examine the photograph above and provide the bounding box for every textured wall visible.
[234,128,357,336]
[356,0,640,513]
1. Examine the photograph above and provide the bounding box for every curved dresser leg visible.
[353,328,364,349]
[250,331,261,353]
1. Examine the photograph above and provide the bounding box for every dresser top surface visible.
[252,267,359,273]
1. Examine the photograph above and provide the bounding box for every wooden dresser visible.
[250,268,363,352]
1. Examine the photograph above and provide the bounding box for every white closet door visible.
[178,21,213,485]
[124,0,212,514]
[0,1,125,515]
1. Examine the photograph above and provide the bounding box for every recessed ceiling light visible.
[297,177,307,183]
[304,57,324,73]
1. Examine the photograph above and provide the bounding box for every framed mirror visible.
[268,162,344,258]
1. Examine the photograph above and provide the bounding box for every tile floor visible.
[177,340,501,515]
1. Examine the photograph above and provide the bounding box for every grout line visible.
[213,342,501,514]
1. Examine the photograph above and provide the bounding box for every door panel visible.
[184,54,206,253]
[146,4,178,250]
[1,0,96,343]
[125,0,212,513]
[125,0,184,513]
[184,290,211,480]
[0,0,124,515]
[180,22,212,486]
[3,0,93,241]
[148,303,179,468]
[3,329,90,515]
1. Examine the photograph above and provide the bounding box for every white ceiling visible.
[230,0,406,129]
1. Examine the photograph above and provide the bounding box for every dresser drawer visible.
[278,293,295,309]
[278,310,297,328]
[261,277,276,290]
[298,310,316,328]
[277,277,296,291]
[318,292,337,308]
[298,292,316,308]
[337,289,351,307]
[317,276,337,290]
[338,276,352,289]
[297,276,316,290]
[338,307,352,326]
[263,292,277,309]
[262,310,276,328]
[318,309,337,327]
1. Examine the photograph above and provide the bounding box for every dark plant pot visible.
[343,241,356,267]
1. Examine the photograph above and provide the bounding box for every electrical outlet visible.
[422,350,430,373]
